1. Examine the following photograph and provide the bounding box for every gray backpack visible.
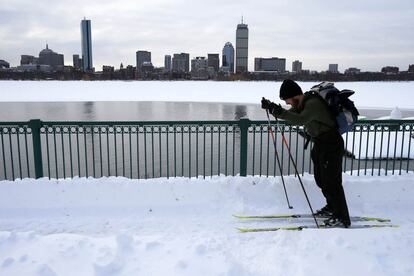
[309,82,359,134]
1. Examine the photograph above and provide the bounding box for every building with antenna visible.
[38,44,64,69]
[235,17,248,73]
[19,44,64,71]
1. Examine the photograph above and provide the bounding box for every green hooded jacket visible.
[274,93,337,138]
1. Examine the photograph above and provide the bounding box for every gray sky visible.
[1,0,413,72]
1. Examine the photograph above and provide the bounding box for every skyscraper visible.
[136,51,152,79]
[222,42,234,73]
[328,64,339,73]
[236,18,248,73]
[73,54,82,70]
[38,44,64,70]
[136,51,151,70]
[292,60,302,73]
[172,53,190,73]
[81,18,93,71]
[207,54,220,72]
[191,57,208,79]
[164,55,172,71]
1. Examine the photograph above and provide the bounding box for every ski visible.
[233,214,390,223]
[237,224,399,233]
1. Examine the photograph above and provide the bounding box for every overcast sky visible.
[1,0,413,72]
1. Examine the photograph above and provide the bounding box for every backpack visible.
[308,82,359,134]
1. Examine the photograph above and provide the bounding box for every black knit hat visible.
[279,79,303,100]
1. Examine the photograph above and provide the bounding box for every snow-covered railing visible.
[0,119,413,180]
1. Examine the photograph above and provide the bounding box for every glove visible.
[261,97,284,115]
[272,103,284,115]
[261,97,274,110]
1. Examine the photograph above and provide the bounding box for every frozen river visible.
[1,80,414,121]
[1,101,414,121]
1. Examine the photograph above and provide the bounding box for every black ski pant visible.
[311,129,350,224]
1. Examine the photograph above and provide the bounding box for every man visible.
[261,79,351,227]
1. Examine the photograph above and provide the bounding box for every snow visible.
[1,173,414,276]
[1,81,413,275]
[391,107,403,119]
[1,81,414,110]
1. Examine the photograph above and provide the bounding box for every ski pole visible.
[273,115,319,228]
[266,110,293,209]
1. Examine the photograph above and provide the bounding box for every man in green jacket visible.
[261,79,351,228]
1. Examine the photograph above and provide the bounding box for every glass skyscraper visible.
[222,42,235,73]
[164,55,172,72]
[81,18,93,71]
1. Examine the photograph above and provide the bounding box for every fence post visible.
[29,119,43,179]
[239,117,251,177]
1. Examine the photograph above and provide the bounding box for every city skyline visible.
[0,0,413,71]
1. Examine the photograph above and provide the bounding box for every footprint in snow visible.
[36,264,57,276]
[2,257,15,268]
[145,241,162,251]
[194,244,207,255]
[176,260,188,270]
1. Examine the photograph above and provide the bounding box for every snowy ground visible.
[1,81,413,275]
[1,81,414,110]
[1,173,413,276]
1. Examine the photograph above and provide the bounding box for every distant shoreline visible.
[1,70,414,82]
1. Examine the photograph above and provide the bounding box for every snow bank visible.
[0,174,413,276]
[1,81,414,110]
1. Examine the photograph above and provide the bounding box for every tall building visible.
[254,57,286,72]
[73,54,82,69]
[191,57,208,72]
[408,64,414,73]
[19,45,63,71]
[191,57,208,79]
[164,55,172,71]
[172,53,190,73]
[292,60,302,73]
[222,42,234,73]
[81,18,93,71]
[235,18,249,73]
[328,64,339,73]
[135,51,152,79]
[136,51,151,70]
[38,44,64,69]
[207,54,220,72]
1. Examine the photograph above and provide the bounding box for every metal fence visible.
[0,118,413,181]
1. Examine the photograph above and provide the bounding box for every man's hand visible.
[261,97,284,115]
[261,97,273,110]
[272,103,284,115]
